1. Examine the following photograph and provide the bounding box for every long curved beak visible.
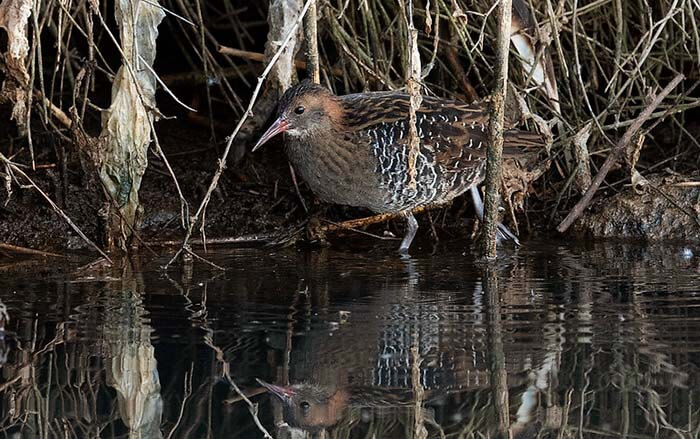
[252,117,289,152]
[256,378,295,401]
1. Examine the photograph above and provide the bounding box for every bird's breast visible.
[284,137,386,210]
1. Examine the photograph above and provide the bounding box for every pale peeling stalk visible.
[266,0,304,93]
[104,288,162,437]
[0,0,31,129]
[98,0,165,249]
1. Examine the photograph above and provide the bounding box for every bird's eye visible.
[294,106,305,115]
[300,401,311,417]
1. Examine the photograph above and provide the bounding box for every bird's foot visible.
[496,221,521,246]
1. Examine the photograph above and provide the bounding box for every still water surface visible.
[0,240,699,438]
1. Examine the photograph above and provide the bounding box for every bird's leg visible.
[470,185,485,219]
[469,186,521,246]
[399,212,419,254]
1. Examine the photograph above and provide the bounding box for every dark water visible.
[1,240,699,438]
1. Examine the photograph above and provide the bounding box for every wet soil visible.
[578,174,700,242]
[0,119,295,251]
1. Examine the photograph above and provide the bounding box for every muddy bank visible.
[2,111,699,254]
[578,174,700,243]
[3,133,699,254]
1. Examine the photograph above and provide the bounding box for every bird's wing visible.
[341,93,541,171]
[419,95,543,157]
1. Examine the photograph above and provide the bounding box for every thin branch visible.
[0,242,67,258]
[303,0,320,83]
[138,54,197,112]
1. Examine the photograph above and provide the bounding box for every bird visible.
[253,80,542,253]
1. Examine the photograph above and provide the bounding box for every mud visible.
[578,174,700,242]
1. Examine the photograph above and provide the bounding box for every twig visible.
[137,54,197,112]
[481,0,513,259]
[165,363,194,439]
[557,74,684,233]
[217,45,344,77]
[32,90,72,129]
[317,205,434,233]
[148,234,278,246]
[140,0,196,27]
[164,0,317,270]
[224,387,268,405]
[0,242,67,258]
[183,247,225,271]
[670,181,700,187]
[319,219,400,241]
[199,303,273,438]
[288,162,308,214]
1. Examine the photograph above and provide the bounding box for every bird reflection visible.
[256,379,553,438]
[257,379,435,433]
[257,380,350,431]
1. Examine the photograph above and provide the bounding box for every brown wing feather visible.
[341,92,541,169]
[417,95,542,164]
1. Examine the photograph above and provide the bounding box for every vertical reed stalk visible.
[303,0,320,83]
[481,0,512,259]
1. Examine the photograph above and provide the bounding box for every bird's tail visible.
[503,130,544,157]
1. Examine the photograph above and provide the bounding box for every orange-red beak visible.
[252,117,289,152]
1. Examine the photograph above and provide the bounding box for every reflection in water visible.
[103,264,163,439]
[0,260,164,438]
[0,300,8,368]
[0,241,698,438]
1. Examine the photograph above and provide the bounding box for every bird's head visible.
[253,81,341,151]
[256,379,349,431]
